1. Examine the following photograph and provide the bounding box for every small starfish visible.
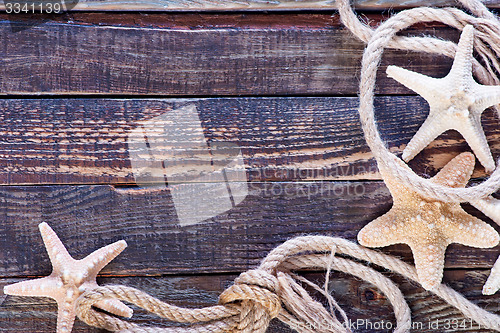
[483,255,500,295]
[3,223,132,333]
[358,153,499,291]
[474,196,500,295]
[386,25,500,172]
[471,196,500,225]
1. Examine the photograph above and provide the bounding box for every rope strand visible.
[76,236,500,332]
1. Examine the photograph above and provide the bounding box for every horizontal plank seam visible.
[0,93,421,99]
[0,177,489,187]
[0,267,494,280]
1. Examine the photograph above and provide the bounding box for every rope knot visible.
[218,269,281,320]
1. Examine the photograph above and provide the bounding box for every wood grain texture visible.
[0,14,458,96]
[0,97,497,185]
[1,270,499,332]
[1,9,500,332]
[0,0,499,11]
[0,182,498,277]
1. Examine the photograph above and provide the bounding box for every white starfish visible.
[472,196,500,225]
[386,25,500,172]
[3,223,132,333]
[474,196,500,295]
[483,254,500,295]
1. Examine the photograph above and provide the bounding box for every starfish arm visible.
[6,224,130,332]
[431,152,475,187]
[448,25,475,86]
[386,65,442,101]
[483,255,500,295]
[83,240,127,275]
[402,115,447,162]
[94,298,133,318]
[3,276,61,299]
[471,196,500,225]
[357,213,402,247]
[446,214,499,248]
[56,300,77,333]
[80,281,133,318]
[377,159,418,202]
[39,222,73,270]
[472,85,500,112]
[409,241,447,291]
[455,116,495,172]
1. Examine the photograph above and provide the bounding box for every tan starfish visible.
[386,25,500,172]
[358,153,499,291]
[3,222,132,333]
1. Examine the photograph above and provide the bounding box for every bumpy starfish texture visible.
[358,153,499,291]
[386,25,500,172]
[3,223,132,333]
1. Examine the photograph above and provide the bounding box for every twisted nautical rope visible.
[76,0,500,332]
[339,0,500,202]
[76,236,500,332]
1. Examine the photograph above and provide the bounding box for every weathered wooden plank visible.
[0,97,497,185]
[1,270,499,332]
[0,182,498,277]
[0,275,241,332]
[1,0,499,11]
[0,14,458,96]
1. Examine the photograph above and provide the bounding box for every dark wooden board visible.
[2,8,500,333]
[0,182,498,277]
[0,14,458,96]
[1,0,499,11]
[0,97,497,185]
[1,269,499,332]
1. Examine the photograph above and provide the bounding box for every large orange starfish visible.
[3,223,132,333]
[358,153,499,291]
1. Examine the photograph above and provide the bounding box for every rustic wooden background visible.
[1,1,500,332]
